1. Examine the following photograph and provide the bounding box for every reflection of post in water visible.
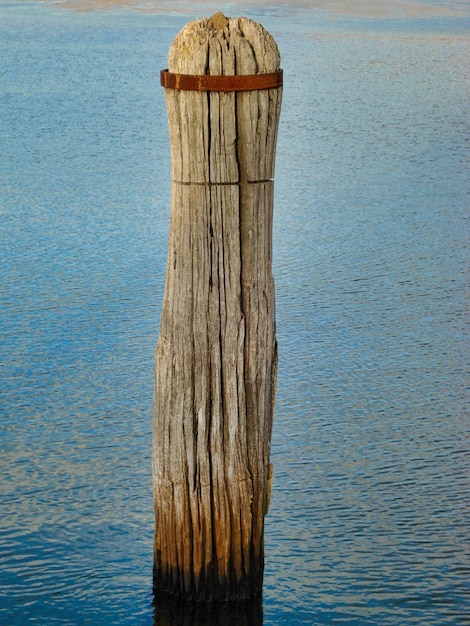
[153,12,282,602]
[152,595,263,626]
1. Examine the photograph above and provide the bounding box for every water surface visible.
[1,1,469,624]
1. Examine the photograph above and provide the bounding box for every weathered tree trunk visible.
[153,13,282,602]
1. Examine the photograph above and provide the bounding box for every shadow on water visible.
[152,593,263,626]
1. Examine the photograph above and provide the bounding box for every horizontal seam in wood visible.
[154,478,190,486]
[173,180,274,185]
[155,477,250,486]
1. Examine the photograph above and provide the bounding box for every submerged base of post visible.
[152,559,264,602]
[152,590,264,626]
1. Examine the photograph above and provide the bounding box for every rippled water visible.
[1,1,469,624]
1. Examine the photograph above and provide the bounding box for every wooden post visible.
[153,13,282,602]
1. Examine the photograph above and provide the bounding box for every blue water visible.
[1,1,469,624]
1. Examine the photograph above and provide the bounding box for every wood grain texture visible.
[153,15,282,601]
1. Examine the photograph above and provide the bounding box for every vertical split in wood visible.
[153,15,282,601]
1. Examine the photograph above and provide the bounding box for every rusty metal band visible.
[160,69,283,92]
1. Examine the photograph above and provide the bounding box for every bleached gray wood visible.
[153,14,282,601]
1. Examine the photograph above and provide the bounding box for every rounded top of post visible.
[167,15,281,79]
